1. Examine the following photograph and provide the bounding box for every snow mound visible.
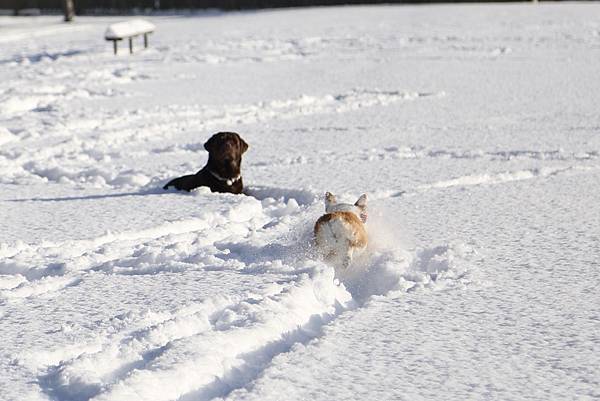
[246,185,318,206]
[337,241,477,301]
[105,20,155,40]
[0,126,18,146]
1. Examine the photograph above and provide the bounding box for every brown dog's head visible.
[324,192,368,223]
[204,132,249,179]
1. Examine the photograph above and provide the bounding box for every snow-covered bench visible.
[105,19,155,55]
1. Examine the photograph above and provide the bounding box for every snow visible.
[104,19,156,40]
[1,3,599,400]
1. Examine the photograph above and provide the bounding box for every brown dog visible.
[314,192,368,270]
[163,132,248,193]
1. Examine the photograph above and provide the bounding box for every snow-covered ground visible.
[1,3,599,400]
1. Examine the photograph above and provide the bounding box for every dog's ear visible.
[354,194,367,208]
[237,135,249,154]
[204,135,219,153]
[325,192,336,211]
[355,194,367,223]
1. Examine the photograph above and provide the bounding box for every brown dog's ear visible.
[354,194,367,208]
[204,135,219,153]
[325,192,336,212]
[238,135,249,154]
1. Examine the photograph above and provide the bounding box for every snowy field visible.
[1,3,599,400]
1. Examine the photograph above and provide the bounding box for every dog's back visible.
[314,193,368,269]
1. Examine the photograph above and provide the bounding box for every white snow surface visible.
[1,4,599,400]
[105,19,156,40]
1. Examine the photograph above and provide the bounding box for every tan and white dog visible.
[314,192,368,271]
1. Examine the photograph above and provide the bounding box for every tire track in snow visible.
[18,301,211,370]
[39,293,280,401]
[419,165,588,189]
[0,65,146,118]
[370,164,600,200]
[0,276,82,301]
[98,269,350,401]
[247,143,599,169]
[40,271,347,401]
[0,89,442,188]
[0,197,263,298]
[354,146,599,163]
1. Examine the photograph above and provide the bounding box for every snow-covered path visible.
[1,4,599,400]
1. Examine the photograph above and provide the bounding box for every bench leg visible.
[144,33,148,49]
[113,40,118,55]
[129,37,133,54]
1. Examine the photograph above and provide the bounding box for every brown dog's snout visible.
[218,156,239,177]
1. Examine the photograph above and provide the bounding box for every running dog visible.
[314,192,368,270]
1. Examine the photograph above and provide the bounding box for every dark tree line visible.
[6,0,538,16]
